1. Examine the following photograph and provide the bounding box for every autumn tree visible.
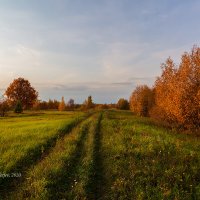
[130,85,154,117]
[0,96,9,117]
[48,99,54,109]
[5,77,38,110]
[177,47,200,128]
[39,101,48,110]
[66,99,75,111]
[58,96,66,111]
[48,99,59,109]
[153,46,200,129]
[153,58,178,123]
[84,95,94,110]
[96,104,109,110]
[32,100,41,110]
[117,98,129,110]
[108,103,117,109]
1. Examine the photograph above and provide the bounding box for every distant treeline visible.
[0,77,117,115]
[130,46,200,130]
[32,97,116,111]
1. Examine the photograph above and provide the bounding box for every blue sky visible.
[0,0,199,103]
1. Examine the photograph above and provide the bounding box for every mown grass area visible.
[101,110,200,200]
[1,110,200,199]
[0,111,87,193]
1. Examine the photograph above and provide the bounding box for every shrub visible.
[14,100,23,113]
[116,98,129,110]
[0,97,9,117]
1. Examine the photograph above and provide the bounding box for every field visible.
[0,110,199,199]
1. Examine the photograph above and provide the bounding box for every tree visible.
[66,99,75,111]
[39,101,48,110]
[153,46,200,129]
[176,47,200,129]
[48,99,54,109]
[5,77,38,110]
[130,85,154,117]
[32,100,41,110]
[117,98,129,110]
[84,95,94,110]
[0,96,9,117]
[58,96,65,111]
[153,58,178,123]
[47,99,59,110]
[14,100,23,113]
[96,104,109,110]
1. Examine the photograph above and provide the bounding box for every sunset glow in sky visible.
[0,0,200,103]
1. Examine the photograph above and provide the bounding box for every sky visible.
[0,0,199,103]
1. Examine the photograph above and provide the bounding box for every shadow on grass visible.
[0,116,87,198]
[85,113,105,200]
[46,122,90,199]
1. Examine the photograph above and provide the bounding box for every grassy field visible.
[0,110,199,199]
[100,111,200,200]
[0,111,87,194]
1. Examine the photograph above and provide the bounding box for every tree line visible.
[0,77,117,115]
[129,46,200,130]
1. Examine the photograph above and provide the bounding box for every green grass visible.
[7,113,101,199]
[0,111,87,193]
[1,110,200,199]
[100,110,200,199]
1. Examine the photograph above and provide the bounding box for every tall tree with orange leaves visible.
[153,46,200,129]
[153,58,178,124]
[175,46,200,128]
[130,85,154,117]
[5,77,38,110]
[58,97,66,111]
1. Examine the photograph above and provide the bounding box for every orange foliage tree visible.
[58,97,66,111]
[153,58,178,123]
[130,85,154,117]
[5,77,38,109]
[153,46,200,129]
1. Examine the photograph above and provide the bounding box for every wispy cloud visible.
[35,81,134,91]
[128,77,156,86]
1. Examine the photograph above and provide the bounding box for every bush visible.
[0,98,9,117]
[14,101,23,113]
[116,98,129,110]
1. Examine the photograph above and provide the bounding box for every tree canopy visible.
[5,77,38,109]
[117,98,129,110]
[153,46,200,129]
[84,95,94,110]
[130,85,154,117]
[58,97,66,111]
